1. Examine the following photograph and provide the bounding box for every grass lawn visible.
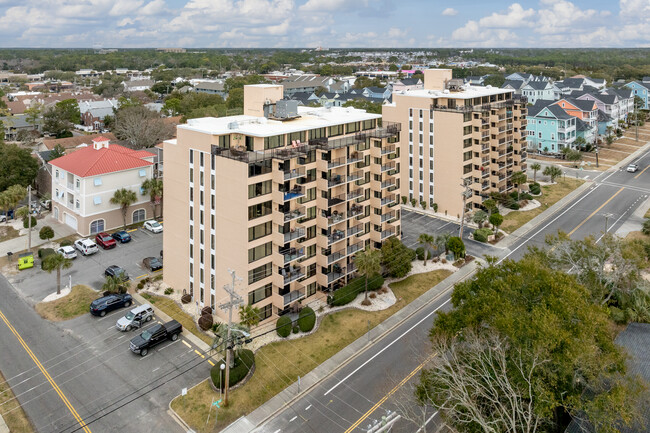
[140,293,213,346]
[0,369,35,432]
[171,269,452,432]
[35,285,98,321]
[0,225,20,243]
[501,178,585,234]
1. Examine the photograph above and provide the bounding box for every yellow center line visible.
[635,165,650,179]
[0,310,92,433]
[343,353,436,433]
[567,187,624,236]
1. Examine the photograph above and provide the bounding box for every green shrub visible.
[426,250,432,260]
[521,192,533,200]
[276,316,292,337]
[329,275,385,306]
[39,225,55,241]
[60,239,72,247]
[529,182,541,195]
[292,325,299,334]
[381,237,413,278]
[38,248,55,258]
[473,228,492,243]
[210,349,254,389]
[164,288,173,295]
[23,216,37,229]
[297,307,315,332]
[509,191,519,201]
[508,202,521,210]
[415,247,425,260]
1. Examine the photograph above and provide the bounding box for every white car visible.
[57,246,77,259]
[627,164,639,173]
[74,238,99,256]
[143,220,163,233]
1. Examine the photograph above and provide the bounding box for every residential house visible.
[519,80,555,104]
[504,72,533,82]
[194,81,227,98]
[123,79,154,92]
[75,69,101,78]
[574,118,596,146]
[571,75,606,89]
[41,132,119,154]
[526,101,577,154]
[49,136,155,236]
[464,75,487,85]
[501,80,525,95]
[79,99,118,131]
[554,78,585,96]
[576,92,623,126]
[551,98,598,144]
[0,114,41,140]
[596,110,614,136]
[317,93,344,107]
[624,81,650,110]
[601,87,635,123]
[362,86,392,100]
[392,78,423,92]
[329,80,351,94]
[281,75,335,97]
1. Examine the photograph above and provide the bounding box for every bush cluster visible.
[22,216,37,229]
[328,276,385,307]
[473,228,493,243]
[276,316,292,337]
[297,306,315,332]
[529,182,541,195]
[38,247,55,258]
[210,349,255,389]
[60,239,72,247]
[415,247,425,260]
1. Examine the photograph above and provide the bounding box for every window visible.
[309,128,326,139]
[248,221,272,241]
[248,201,272,220]
[463,164,472,174]
[189,149,193,164]
[75,200,80,209]
[93,196,102,205]
[132,209,146,223]
[248,180,272,198]
[94,178,102,186]
[55,170,59,178]
[259,303,272,320]
[463,151,472,161]
[75,179,80,189]
[345,122,360,134]
[264,135,285,149]
[248,283,272,305]
[249,263,272,284]
[328,124,344,137]
[139,169,146,177]
[90,219,104,234]
[288,131,305,143]
[248,241,272,263]
[306,282,317,297]
[219,135,230,148]
[362,119,376,130]
[249,160,272,177]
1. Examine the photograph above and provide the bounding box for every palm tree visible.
[212,322,250,368]
[543,166,563,183]
[417,233,435,266]
[141,178,163,219]
[42,253,73,295]
[102,274,127,294]
[511,171,528,199]
[110,188,138,228]
[530,163,541,182]
[5,185,26,220]
[436,232,451,256]
[355,248,381,304]
[238,305,261,329]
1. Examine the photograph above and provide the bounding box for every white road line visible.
[157,339,180,351]
[324,298,451,396]
[272,430,281,433]
[117,335,126,340]
[289,416,297,422]
[106,326,115,331]
[305,405,312,410]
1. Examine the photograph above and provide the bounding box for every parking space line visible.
[135,274,148,280]
[207,360,215,366]
[194,350,205,359]
[126,229,138,233]
[157,340,180,351]
[96,310,125,321]
[182,340,191,348]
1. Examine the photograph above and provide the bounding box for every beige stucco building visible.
[49,137,155,236]
[383,69,528,217]
[163,84,401,323]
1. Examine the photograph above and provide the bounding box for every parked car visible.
[95,232,117,249]
[143,220,163,233]
[74,239,99,256]
[111,230,132,243]
[116,304,154,331]
[105,265,130,281]
[17,252,34,270]
[143,256,163,272]
[40,199,51,210]
[129,320,182,356]
[89,293,133,317]
[56,246,77,260]
[0,215,5,223]
[627,163,639,173]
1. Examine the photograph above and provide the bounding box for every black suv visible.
[90,293,133,317]
[105,265,130,282]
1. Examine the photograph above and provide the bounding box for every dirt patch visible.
[35,285,99,321]
[0,225,20,243]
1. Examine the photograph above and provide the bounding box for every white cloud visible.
[140,0,166,15]
[441,7,457,16]
[299,0,347,12]
[535,0,598,34]
[387,27,407,38]
[478,3,535,28]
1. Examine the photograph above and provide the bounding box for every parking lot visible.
[8,227,163,306]
[401,209,501,258]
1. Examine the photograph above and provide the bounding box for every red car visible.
[95,232,117,249]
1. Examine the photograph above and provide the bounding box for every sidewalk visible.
[222,260,481,433]
[0,215,76,257]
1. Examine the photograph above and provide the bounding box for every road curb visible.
[223,261,481,433]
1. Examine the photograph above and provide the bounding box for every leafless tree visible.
[113,105,174,149]
[418,331,548,433]
[391,370,438,433]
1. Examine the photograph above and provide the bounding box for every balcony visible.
[328,193,347,207]
[347,224,364,237]
[381,210,397,223]
[283,186,305,201]
[327,249,346,264]
[67,182,75,190]
[284,167,306,180]
[327,229,346,245]
[347,241,363,256]
[282,266,304,284]
[281,247,305,264]
[283,288,306,307]
[283,206,305,222]
[348,189,364,201]
[348,152,364,164]
[381,162,396,173]
[381,178,397,189]
[381,228,397,240]
[349,204,364,218]
[481,145,490,154]
[326,264,346,283]
[284,227,306,242]
[482,169,489,178]
[347,171,363,183]
[482,182,490,191]
[381,145,397,155]
[328,156,347,169]
[328,174,346,188]
[381,194,397,206]
[328,211,347,226]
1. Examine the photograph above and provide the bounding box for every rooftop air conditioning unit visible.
[228,122,239,129]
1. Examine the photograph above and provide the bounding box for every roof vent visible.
[228,121,239,130]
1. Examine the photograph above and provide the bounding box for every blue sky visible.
[0,0,647,48]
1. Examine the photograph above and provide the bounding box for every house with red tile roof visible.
[49,136,155,235]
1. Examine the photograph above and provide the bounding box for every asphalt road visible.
[0,227,214,433]
[255,142,650,433]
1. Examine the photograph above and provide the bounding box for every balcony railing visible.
[327,249,346,264]
[328,174,346,188]
[67,182,75,190]
[328,211,347,226]
[381,228,396,240]
[381,211,397,223]
[482,182,490,190]
[284,167,306,180]
[328,156,347,169]
[348,189,364,201]
[283,186,305,201]
[327,229,346,245]
[347,241,364,256]
[284,227,306,242]
[347,224,364,237]
[381,162,396,173]
[381,145,396,155]
[349,204,364,218]
[283,288,306,307]
[283,266,304,284]
[347,171,363,183]
[281,247,305,264]
[326,265,346,283]
[381,178,396,189]
[328,193,346,207]
[381,194,397,206]
[283,206,305,222]
[481,145,490,153]
[348,152,364,164]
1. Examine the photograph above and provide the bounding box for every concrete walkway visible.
[0,215,76,257]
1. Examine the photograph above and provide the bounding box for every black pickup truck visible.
[129,320,182,357]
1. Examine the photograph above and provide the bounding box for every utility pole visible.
[635,98,639,142]
[595,147,599,168]
[218,269,243,407]
[27,185,32,250]
[458,178,472,239]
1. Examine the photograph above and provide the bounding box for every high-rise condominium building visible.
[383,69,528,217]
[163,84,401,323]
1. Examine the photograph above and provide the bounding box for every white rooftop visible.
[395,84,513,100]
[179,105,381,137]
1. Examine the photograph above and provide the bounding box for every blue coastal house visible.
[526,102,577,154]
[624,81,650,109]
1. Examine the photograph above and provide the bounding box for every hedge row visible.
[276,315,292,337]
[473,228,493,243]
[328,275,385,307]
[298,306,315,332]
[210,349,255,389]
